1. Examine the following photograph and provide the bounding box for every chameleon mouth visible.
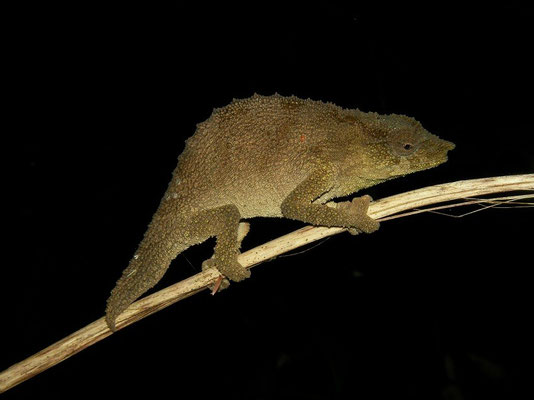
[442,139,456,152]
[440,139,455,162]
[430,138,455,164]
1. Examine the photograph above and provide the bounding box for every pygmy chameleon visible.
[105,94,454,330]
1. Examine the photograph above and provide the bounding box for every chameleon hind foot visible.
[202,257,250,281]
[202,257,250,293]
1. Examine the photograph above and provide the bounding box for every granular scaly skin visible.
[105,94,455,330]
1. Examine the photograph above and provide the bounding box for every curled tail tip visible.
[105,273,143,332]
[105,313,118,332]
[105,298,119,332]
[104,247,175,332]
[105,264,138,332]
[106,285,130,331]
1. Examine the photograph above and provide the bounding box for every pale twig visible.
[1,174,533,393]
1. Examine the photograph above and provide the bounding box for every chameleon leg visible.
[209,222,250,293]
[191,204,250,282]
[281,166,379,233]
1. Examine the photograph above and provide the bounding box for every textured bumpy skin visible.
[105,94,455,330]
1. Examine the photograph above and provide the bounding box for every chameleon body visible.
[105,94,454,330]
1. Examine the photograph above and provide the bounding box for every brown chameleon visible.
[105,94,454,330]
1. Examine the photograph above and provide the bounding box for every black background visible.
[4,3,533,399]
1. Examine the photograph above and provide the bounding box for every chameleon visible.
[105,93,454,330]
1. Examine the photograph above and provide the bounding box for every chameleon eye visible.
[400,142,418,155]
[390,140,419,156]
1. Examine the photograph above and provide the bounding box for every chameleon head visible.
[351,112,455,180]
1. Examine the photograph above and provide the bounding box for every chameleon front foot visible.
[337,195,380,234]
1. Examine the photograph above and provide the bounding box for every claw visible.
[211,275,225,295]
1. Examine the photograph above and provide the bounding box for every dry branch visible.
[1,174,533,393]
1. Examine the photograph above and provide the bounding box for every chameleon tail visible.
[105,215,189,331]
